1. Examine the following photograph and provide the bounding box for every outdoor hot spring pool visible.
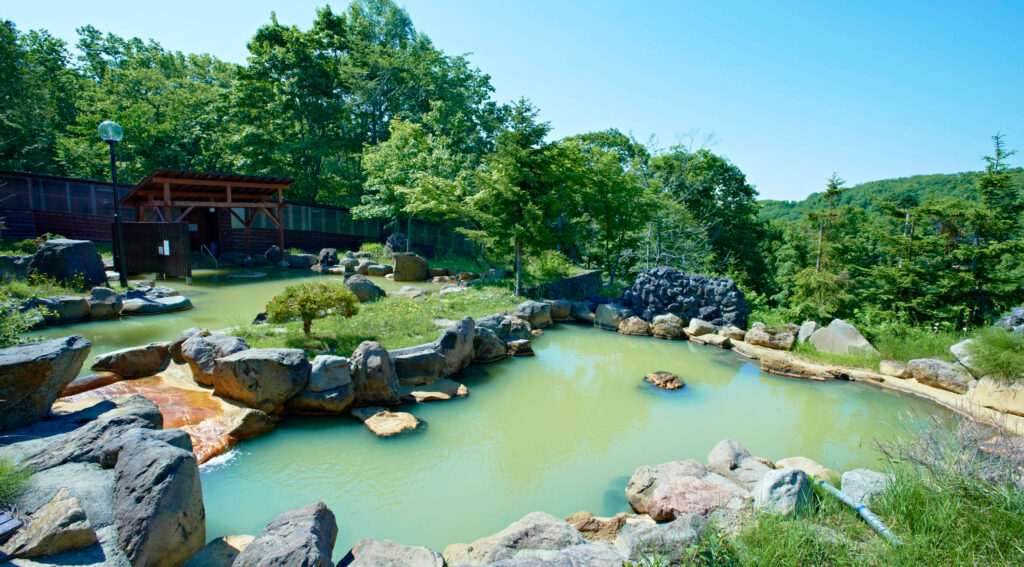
[198,324,947,557]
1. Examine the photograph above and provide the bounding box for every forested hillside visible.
[760,169,1024,223]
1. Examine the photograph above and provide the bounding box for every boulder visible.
[350,341,400,406]
[513,300,553,329]
[908,358,974,394]
[969,377,1024,417]
[89,342,170,379]
[595,303,633,331]
[685,318,716,337]
[169,327,204,364]
[707,439,751,471]
[994,306,1024,330]
[752,468,812,516]
[27,238,107,287]
[350,407,420,437]
[212,348,311,413]
[797,321,819,344]
[0,487,97,559]
[339,257,360,270]
[0,254,30,280]
[317,248,338,267]
[392,252,430,281]
[182,334,250,386]
[0,335,92,431]
[366,264,392,276]
[545,299,572,321]
[436,316,476,377]
[719,325,746,341]
[693,334,732,349]
[345,274,386,302]
[615,514,707,565]
[355,257,375,275]
[288,253,317,268]
[390,344,445,387]
[37,295,90,325]
[183,535,254,567]
[625,459,708,513]
[879,359,911,378]
[233,501,337,567]
[808,319,879,355]
[114,437,205,567]
[120,295,192,315]
[949,339,980,376]
[646,475,751,523]
[506,339,534,356]
[651,313,687,340]
[618,316,652,336]
[476,314,532,341]
[775,456,836,481]
[265,245,285,265]
[100,427,192,468]
[386,232,408,254]
[840,468,892,504]
[569,301,596,324]
[645,371,684,390]
[285,354,355,414]
[564,511,631,542]
[745,322,798,351]
[473,327,507,364]
[87,287,123,320]
[342,538,444,567]
[399,378,468,403]
[442,511,587,565]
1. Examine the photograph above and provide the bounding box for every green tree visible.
[267,280,359,335]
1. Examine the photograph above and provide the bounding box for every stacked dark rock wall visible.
[622,267,750,329]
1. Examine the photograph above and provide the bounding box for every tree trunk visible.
[303,319,312,336]
[514,238,523,297]
[815,219,824,272]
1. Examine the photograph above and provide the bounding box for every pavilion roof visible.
[120,169,293,206]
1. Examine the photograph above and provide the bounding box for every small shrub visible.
[966,327,1024,383]
[0,459,31,509]
[267,281,359,335]
[358,242,391,265]
[525,250,578,283]
[0,291,47,347]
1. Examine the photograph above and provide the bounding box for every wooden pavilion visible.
[121,169,294,254]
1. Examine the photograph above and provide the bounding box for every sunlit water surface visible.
[200,325,946,557]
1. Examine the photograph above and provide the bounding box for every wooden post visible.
[162,182,172,225]
[277,189,285,254]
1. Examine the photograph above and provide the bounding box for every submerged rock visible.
[0,334,92,431]
[399,378,468,403]
[351,406,420,437]
[645,371,684,390]
[233,501,337,567]
[506,339,534,356]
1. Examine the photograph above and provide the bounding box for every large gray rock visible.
[212,348,310,413]
[0,254,30,280]
[686,318,717,337]
[615,515,706,565]
[318,248,338,267]
[752,468,812,516]
[797,321,819,344]
[477,542,624,566]
[367,264,392,277]
[114,437,205,567]
[840,468,892,504]
[90,342,170,379]
[808,319,878,355]
[355,257,375,275]
[233,501,337,567]
[442,511,587,565]
[745,322,798,351]
[390,344,446,387]
[706,438,751,470]
[645,473,751,524]
[285,354,355,414]
[0,335,92,431]
[473,327,507,364]
[435,316,476,376]
[475,314,532,341]
[0,487,97,559]
[266,245,286,265]
[513,300,553,329]
[37,295,90,325]
[27,238,107,287]
[949,339,980,376]
[392,252,430,281]
[181,333,250,386]
[87,287,123,320]
[908,358,974,394]
[288,253,317,268]
[170,327,204,364]
[594,304,633,331]
[100,427,192,468]
[651,313,687,340]
[182,535,254,567]
[545,299,572,321]
[342,538,443,567]
[120,295,192,315]
[351,341,400,406]
[625,459,708,514]
[569,301,596,324]
[345,274,385,302]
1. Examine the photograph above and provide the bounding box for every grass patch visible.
[358,242,391,266]
[0,459,31,509]
[0,273,92,299]
[234,284,518,356]
[792,340,882,369]
[966,327,1024,383]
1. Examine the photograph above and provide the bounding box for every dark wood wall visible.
[0,208,114,243]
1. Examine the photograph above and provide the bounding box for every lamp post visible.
[98,120,128,288]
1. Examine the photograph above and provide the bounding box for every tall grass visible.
[0,459,31,509]
[966,327,1024,383]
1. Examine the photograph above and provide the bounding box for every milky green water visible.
[199,325,947,558]
[28,268,440,376]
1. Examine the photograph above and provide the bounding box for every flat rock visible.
[645,371,684,390]
[0,334,92,431]
[90,342,170,379]
[233,501,337,567]
[400,378,468,402]
[879,359,911,378]
[506,339,534,356]
[969,376,1024,417]
[908,358,974,394]
[121,295,192,315]
[356,409,420,437]
[0,487,97,559]
[341,537,444,567]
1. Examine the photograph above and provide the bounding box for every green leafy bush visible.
[0,291,47,347]
[966,327,1024,382]
[267,280,359,335]
[358,242,391,265]
[0,459,31,508]
[525,250,578,283]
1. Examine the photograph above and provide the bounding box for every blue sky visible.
[6,1,1024,200]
